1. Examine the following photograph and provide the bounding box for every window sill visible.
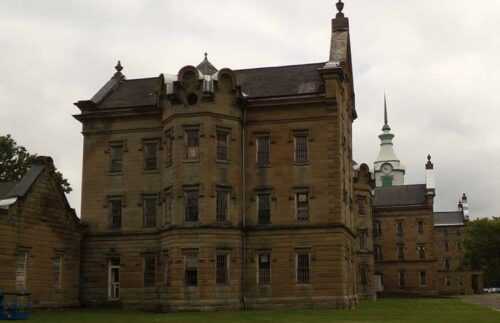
[257,165,271,169]
[183,159,200,164]
[108,172,123,176]
[216,160,230,165]
[143,170,160,175]
[293,162,310,166]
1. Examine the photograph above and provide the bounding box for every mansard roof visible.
[373,184,427,207]
[92,77,162,109]
[434,211,465,227]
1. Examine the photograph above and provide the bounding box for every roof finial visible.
[426,154,434,170]
[336,0,344,13]
[382,93,391,131]
[115,60,123,73]
[204,52,208,60]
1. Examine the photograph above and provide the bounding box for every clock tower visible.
[374,95,406,187]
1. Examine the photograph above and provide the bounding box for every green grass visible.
[29,298,500,323]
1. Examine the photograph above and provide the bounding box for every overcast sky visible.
[1,0,499,218]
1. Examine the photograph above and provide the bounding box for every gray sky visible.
[1,0,499,218]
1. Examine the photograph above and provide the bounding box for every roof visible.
[196,56,218,76]
[434,211,465,227]
[234,62,325,98]
[92,77,161,109]
[8,164,45,198]
[374,184,427,207]
[0,182,17,199]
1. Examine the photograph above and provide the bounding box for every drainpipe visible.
[240,95,247,310]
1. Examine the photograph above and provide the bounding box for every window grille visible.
[256,136,270,166]
[296,192,309,222]
[258,253,271,286]
[257,194,271,224]
[294,135,308,163]
[216,190,229,223]
[143,197,157,228]
[296,253,310,284]
[216,254,229,285]
[216,132,228,161]
[110,199,122,229]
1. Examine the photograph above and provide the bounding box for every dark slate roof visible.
[374,184,427,207]
[234,62,325,98]
[0,182,17,199]
[434,212,464,227]
[94,77,161,109]
[8,164,45,198]
[197,56,218,76]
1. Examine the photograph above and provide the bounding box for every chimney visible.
[461,193,470,221]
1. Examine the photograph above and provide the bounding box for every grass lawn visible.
[29,298,500,323]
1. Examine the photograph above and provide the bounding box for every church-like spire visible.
[196,52,218,76]
[383,93,391,131]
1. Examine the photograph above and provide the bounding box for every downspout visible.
[240,95,247,310]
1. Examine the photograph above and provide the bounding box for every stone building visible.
[74,1,358,311]
[0,157,83,307]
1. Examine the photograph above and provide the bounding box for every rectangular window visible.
[294,134,308,163]
[216,131,229,161]
[257,193,271,225]
[110,144,123,173]
[53,256,62,289]
[399,270,406,288]
[296,192,309,222]
[256,136,270,166]
[417,244,426,260]
[360,265,368,288]
[216,253,229,285]
[110,198,122,229]
[374,245,383,261]
[185,253,198,287]
[397,244,405,261]
[16,252,28,291]
[258,253,271,286]
[185,190,199,222]
[418,221,424,234]
[162,252,169,286]
[359,230,368,250]
[357,197,367,216]
[144,255,156,287]
[445,258,451,271]
[143,141,159,171]
[374,221,382,238]
[216,190,229,223]
[419,271,427,287]
[185,129,200,160]
[396,221,404,237]
[444,240,449,252]
[164,192,173,225]
[165,129,173,166]
[143,196,157,228]
[296,252,310,284]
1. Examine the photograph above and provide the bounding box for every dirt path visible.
[462,294,500,311]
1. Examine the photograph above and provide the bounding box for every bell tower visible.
[374,95,406,187]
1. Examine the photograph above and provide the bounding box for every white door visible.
[108,262,120,301]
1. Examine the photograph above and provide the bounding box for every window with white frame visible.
[258,253,271,286]
[16,251,28,291]
[53,256,63,289]
[296,192,309,222]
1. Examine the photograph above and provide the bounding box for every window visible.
[296,192,309,222]
[53,256,62,289]
[444,241,449,252]
[257,193,271,225]
[164,192,173,225]
[216,131,229,161]
[185,129,200,160]
[357,197,367,216]
[417,221,424,234]
[374,221,382,238]
[445,275,451,287]
[16,252,28,291]
[294,134,308,163]
[216,253,229,285]
[396,221,404,237]
[162,252,169,286]
[360,265,368,288]
[374,245,383,261]
[359,230,368,250]
[185,190,199,222]
[185,252,198,287]
[445,258,451,271]
[382,176,393,187]
[110,144,123,173]
[457,241,462,251]
[143,141,159,170]
[143,196,157,228]
[296,252,310,284]
[110,198,122,229]
[397,244,405,261]
[417,244,426,260]
[144,255,156,287]
[258,253,271,286]
[165,129,173,166]
[216,190,229,223]
[256,136,270,166]
[398,270,406,288]
[419,271,427,287]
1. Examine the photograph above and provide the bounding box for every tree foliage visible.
[464,218,500,286]
[0,134,72,194]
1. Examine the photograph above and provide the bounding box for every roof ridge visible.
[234,62,326,72]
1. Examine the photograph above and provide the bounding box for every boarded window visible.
[296,192,309,222]
[216,190,229,223]
[216,131,228,161]
[110,144,123,173]
[294,134,308,163]
[258,253,271,286]
[185,129,199,160]
[110,199,122,229]
[185,253,198,287]
[143,141,158,170]
[143,196,157,228]
[144,255,156,287]
[53,256,62,289]
[296,252,310,284]
[216,253,229,285]
[256,136,270,166]
[16,252,28,291]
[257,193,271,225]
[185,190,199,222]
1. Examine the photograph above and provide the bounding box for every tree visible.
[0,134,72,194]
[464,218,500,286]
